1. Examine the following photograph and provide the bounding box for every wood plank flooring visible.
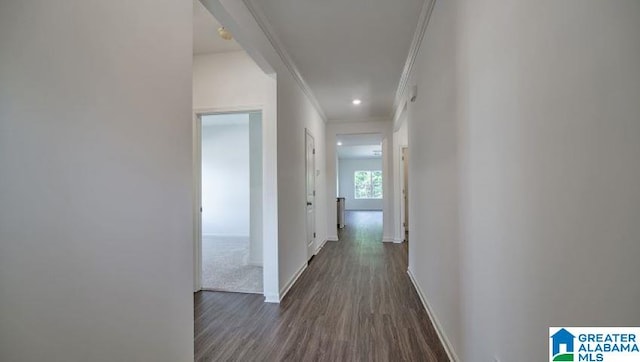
[194,211,449,361]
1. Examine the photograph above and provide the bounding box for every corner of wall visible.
[278,262,307,302]
[407,268,460,362]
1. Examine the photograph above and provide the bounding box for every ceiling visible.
[337,133,383,146]
[338,145,382,159]
[193,0,243,55]
[247,0,424,121]
[337,134,382,159]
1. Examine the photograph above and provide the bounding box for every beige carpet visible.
[201,236,263,294]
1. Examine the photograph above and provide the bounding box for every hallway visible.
[194,211,448,361]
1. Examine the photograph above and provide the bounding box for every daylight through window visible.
[354,170,383,199]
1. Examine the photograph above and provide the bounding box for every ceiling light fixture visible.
[217,27,233,41]
[337,142,343,146]
[352,99,362,105]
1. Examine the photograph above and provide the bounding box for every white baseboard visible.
[264,293,280,303]
[279,262,308,302]
[315,239,328,254]
[382,237,395,243]
[407,268,459,362]
[393,238,404,243]
[327,235,339,241]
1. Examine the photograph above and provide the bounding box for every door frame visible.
[193,106,264,293]
[305,128,316,260]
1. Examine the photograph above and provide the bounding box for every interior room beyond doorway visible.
[336,133,384,236]
[199,112,263,294]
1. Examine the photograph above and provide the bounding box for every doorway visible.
[335,133,384,237]
[196,111,263,294]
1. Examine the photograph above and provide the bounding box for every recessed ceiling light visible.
[337,142,343,146]
[352,99,362,105]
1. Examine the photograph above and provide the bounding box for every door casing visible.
[193,106,264,292]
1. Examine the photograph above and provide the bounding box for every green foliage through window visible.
[354,170,383,199]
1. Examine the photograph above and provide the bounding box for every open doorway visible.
[336,133,384,238]
[196,111,263,294]
[192,0,279,301]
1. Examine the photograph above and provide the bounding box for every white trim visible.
[194,105,264,115]
[243,0,327,123]
[264,293,280,303]
[393,238,404,244]
[193,113,203,293]
[327,235,339,241]
[315,239,328,254]
[407,267,459,362]
[194,106,275,298]
[382,237,395,243]
[279,262,307,302]
[326,116,391,124]
[392,0,437,125]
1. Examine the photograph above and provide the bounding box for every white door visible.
[305,130,316,260]
[402,147,409,242]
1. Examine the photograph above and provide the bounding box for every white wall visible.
[326,121,395,242]
[406,1,461,357]
[459,1,640,359]
[194,52,273,111]
[193,50,278,298]
[338,158,383,210]
[407,0,640,360]
[0,1,194,361]
[275,72,327,290]
[201,116,250,237]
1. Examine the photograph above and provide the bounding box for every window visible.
[354,170,383,199]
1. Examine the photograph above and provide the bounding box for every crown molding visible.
[392,0,436,125]
[327,117,392,124]
[243,0,328,122]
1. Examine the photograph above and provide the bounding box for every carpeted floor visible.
[201,236,263,294]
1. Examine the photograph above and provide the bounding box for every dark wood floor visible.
[194,211,449,361]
